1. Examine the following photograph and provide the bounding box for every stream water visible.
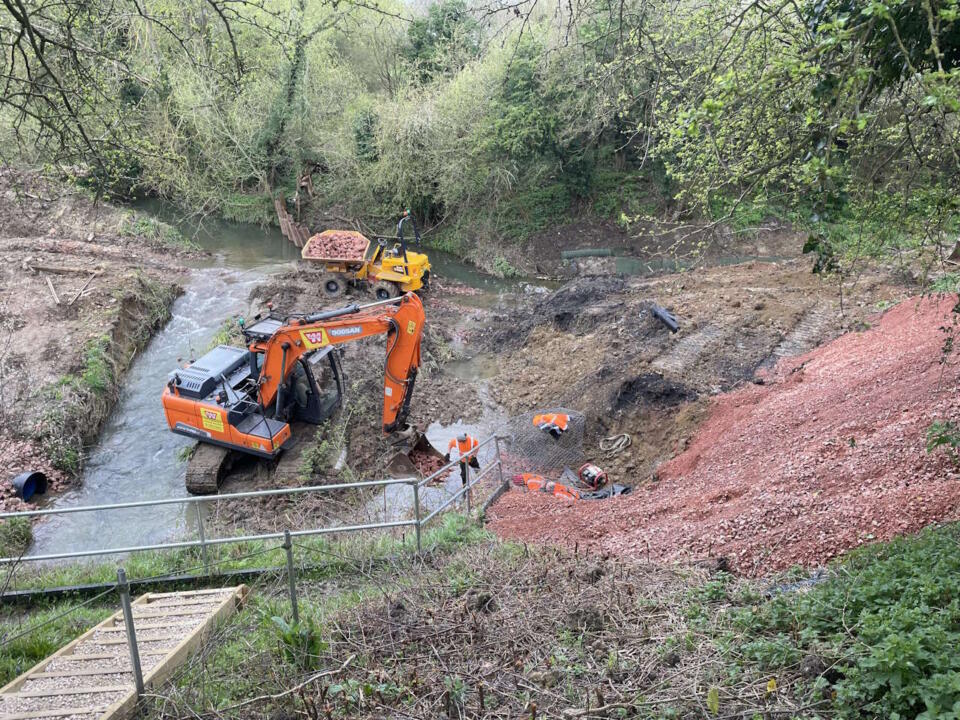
[28,209,789,559]
[28,209,516,559]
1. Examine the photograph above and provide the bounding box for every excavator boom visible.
[250,293,424,431]
[162,293,425,492]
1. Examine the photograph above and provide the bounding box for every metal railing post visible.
[412,481,422,554]
[494,436,506,489]
[282,530,299,624]
[117,568,145,697]
[465,465,472,516]
[194,501,209,576]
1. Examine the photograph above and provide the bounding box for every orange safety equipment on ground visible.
[512,473,582,500]
[447,434,479,464]
[533,412,569,438]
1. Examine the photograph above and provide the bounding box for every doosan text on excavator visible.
[162,292,426,494]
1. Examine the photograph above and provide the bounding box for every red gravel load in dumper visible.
[302,230,369,261]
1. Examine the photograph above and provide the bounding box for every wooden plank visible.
[129,609,209,619]
[31,669,132,679]
[143,588,238,599]
[8,685,129,699]
[96,585,248,720]
[55,653,164,663]
[86,637,180,647]
[97,622,199,632]
[1,586,248,720]
[2,707,105,720]
[0,607,129,694]
[140,597,230,609]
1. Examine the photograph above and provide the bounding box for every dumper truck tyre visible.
[320,273,347,298]
[372,280,400,300]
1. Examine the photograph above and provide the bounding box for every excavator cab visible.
[240,315,345,426]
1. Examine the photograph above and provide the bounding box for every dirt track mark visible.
[652,324,726,375]
[768,303,838,364]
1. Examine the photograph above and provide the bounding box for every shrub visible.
[735,525,960,719]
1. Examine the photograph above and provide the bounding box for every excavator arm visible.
[250,292,424,433]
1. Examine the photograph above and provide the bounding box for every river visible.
[28,209,518,559]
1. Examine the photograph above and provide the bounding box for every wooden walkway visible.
[0,586,248,720]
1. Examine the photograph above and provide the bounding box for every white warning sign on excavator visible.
[300,328,329,349]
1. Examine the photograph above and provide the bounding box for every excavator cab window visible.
[297,347,343,423]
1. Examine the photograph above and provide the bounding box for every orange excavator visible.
[162,293,425,493]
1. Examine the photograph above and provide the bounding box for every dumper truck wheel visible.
[320,273,347,298]
[372,281,399,300]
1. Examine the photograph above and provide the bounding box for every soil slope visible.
[0,169,190,510]
[489,295,960,575]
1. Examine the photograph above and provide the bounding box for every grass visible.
[205,317,243,351]
[0,602,115,686]
[32,276,179,475]
[0,518,32,559]
[120,213,199,251]
[0,515,487,688]
[5,518,960,718]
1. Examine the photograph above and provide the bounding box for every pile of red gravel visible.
[488,295,960,576]
[303,230,368,260]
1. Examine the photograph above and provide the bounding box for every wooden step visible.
[0,586,248,720]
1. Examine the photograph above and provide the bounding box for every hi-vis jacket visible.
[532,413,569,434]
[447,435,479,464]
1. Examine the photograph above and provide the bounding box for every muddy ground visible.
[213,221,911,548]
[480,257,911,484]
[199,267,497,534]
[0,169,192,511]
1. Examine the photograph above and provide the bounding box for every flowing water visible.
[29,213,297,558]
[28,209,517,559]
[27,208,786,559]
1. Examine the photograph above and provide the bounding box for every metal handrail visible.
[421,460,501,525]
[12,519,419,564]
[418,434,499,488]
[0,434,510,566]
[0,476,417,520]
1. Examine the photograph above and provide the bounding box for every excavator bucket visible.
[385,429,446,479]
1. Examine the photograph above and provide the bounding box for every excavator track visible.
[185,443,236,495]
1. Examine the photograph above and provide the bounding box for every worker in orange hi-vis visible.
[445,431,480,487]
[532,412,570,439]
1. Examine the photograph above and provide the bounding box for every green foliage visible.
[206,318,243,351]
[353,108,380,163]
[403,0,479,82]
[120,213,197,251]
[0,604,114,686]
[0,517,33,558]
[79,336,115,396]
[269,615,327,669]
[6,0,958,269]
[220,193,277,226]
[497,183,572,241]
[931,274,960,293]
[926,420,960,462]
[299,424,336,479]
[733,524,960,719]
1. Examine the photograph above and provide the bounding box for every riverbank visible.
[0,170,194,512]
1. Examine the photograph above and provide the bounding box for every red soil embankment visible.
[488,295,960,575]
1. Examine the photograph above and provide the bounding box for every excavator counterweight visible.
[162,293,426,493]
